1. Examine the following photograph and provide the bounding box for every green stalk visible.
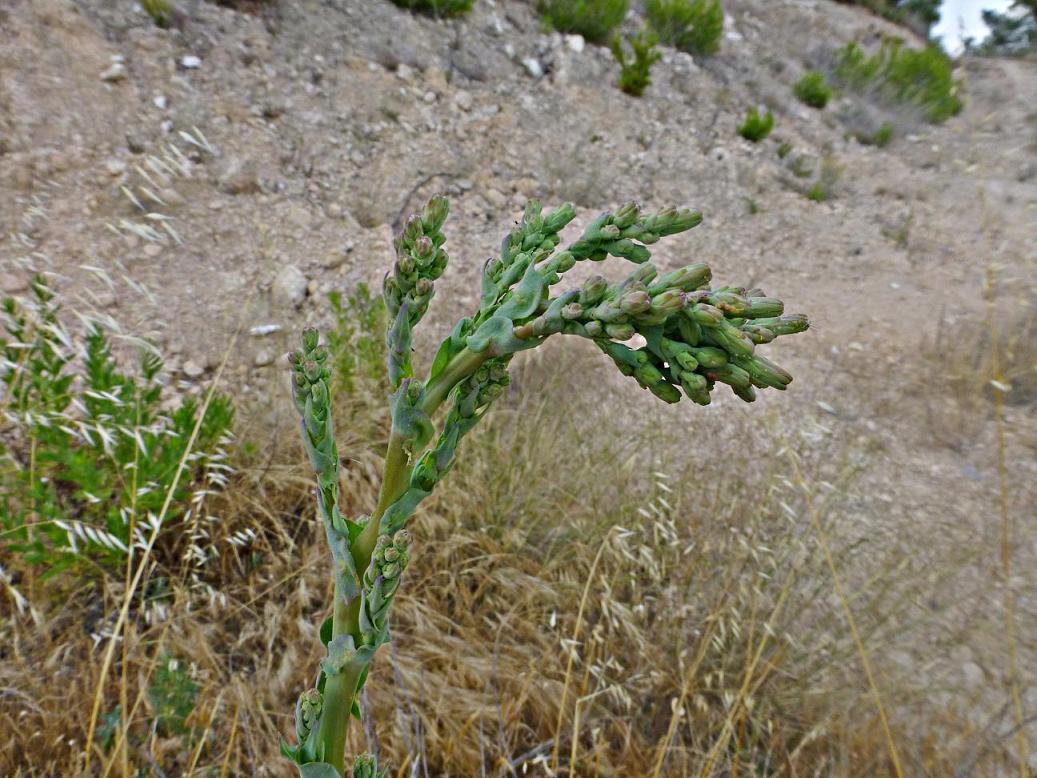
[315,346,489,774]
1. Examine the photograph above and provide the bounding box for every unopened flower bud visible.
[422,194,450,232]
[543,202,577,232]
[302,327,319,352]
[403,215,423,244]
[613,201,640,229]
[605,322,635,340]
[414,236,435,264]
[415,278,433,296]
[561,303,583,320]
[579,275,609,307]
[584,320,603,337]
[650,289,686,316]
[619,290,651,315]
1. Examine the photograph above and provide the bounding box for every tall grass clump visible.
[833,38,962,123]
[645,0,725,56]
[0,276,234,581]
[387,0,473,16]
[738,106,774,141]
[281,194,810,775]
[538,0,629,44]
[794,70,834,108]
[611,28,663,96]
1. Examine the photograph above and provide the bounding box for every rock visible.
[216,157,261,195]
[272,265,308,308]
[143,243,163,258]
[961,661,983,689]
[485,188,508,209]
[183,360,205,379]
[522,58,544,79]
[100,63,127,82]
[453,90,473,112]
[0,273,28,294]
[153,94,168,110]
[254,349,275,367]
[566,35,585,53]
[105,158,127,176]
[180,55,202,70]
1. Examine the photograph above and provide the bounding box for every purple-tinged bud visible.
[584,320,603,337]
[605,322,636,340]
[414,236,435,264]
[403,214,423,244]
[650,289,686,316]
[561,303,583,320]
[302,327,320,352]
[686,303,724,327]
[613,201,640,229]
[422,194,449,232]
[579,275,609,307]
[619,290,651,315]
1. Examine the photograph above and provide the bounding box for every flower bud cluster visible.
[359,530,411,646]
[384,194,450,326]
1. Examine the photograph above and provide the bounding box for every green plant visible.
[326,284,387,395]
[645,0,724,55]
[806,156,842,201]
[0,276,234,578]
[282,195,810,776]
[872,121,894,146]
[794,70,833,109]
[777,141,793,159]
[148,656,198,736]
[833,39,961,123]
[611,28,662,96]
[538,0,629,44]
[387,0,473,17]
[139,0,174,27]
[738,107,774,142]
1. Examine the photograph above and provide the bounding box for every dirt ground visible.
[2,0,1036,771]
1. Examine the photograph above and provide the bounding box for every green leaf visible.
[319,617,333,647]
[497,264,546,321]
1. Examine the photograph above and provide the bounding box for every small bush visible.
[645,0,724,56]
[794,70,833,109]
[777,141,793,159]
[0,276,234,578]
[834,39,962,123]
[737,107,774,142]
[539,0,629,44]
[389,0,473,16]
[806,156,842,201]
[611,28,662,96]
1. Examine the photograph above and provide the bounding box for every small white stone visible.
[254,349,275,367]
[180,55,202,69]
[153,94,168,109]
[100,63,127,82]
[105,158,127,176]
[522,58,544,79]
[566,35,585,53]
[183,360,205,379]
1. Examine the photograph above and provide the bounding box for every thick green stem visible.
[315,346,490,775]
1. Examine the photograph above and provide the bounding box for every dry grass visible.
[0,327,1032,776]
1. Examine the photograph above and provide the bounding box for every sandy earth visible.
[2,0,1036,765]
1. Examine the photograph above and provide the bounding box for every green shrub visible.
[737,107,774,142]
[777,141,793,159]
[388,0,473,16]
[0,276,234,578]
[645,0,724,55]
[834,39,962,123]
[139,0,174,27]
[326,283,387,395]
[611,28,662,96]
[539,0,629,44]
[794,71,833,109]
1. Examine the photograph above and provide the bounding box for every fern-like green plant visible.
[538,0,629,44]
[0,276,234,578]
[282,195,810,776]
[645,0,724,56]
[611,28,662,97]
[738,107,775,142]
[794,71,833,109]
